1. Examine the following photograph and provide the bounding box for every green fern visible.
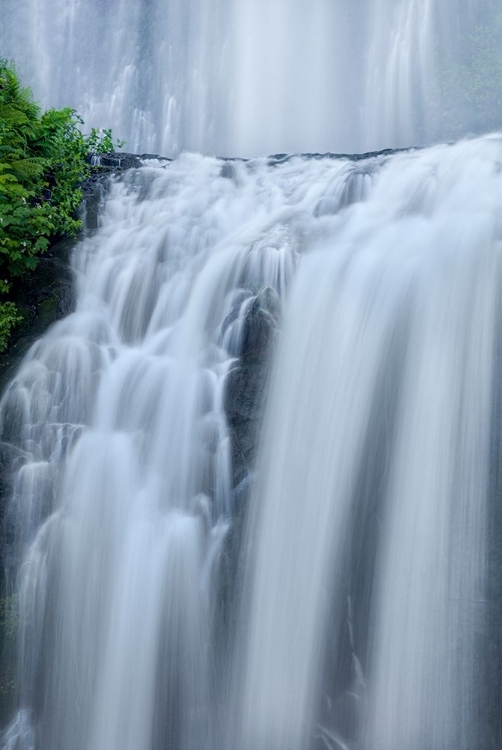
[0,58,123,352]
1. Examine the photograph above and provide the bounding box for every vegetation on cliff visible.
[0,60,122,351]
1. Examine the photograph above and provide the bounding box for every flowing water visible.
[1,135,502,749]
[0,0,496,155]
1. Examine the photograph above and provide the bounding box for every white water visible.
[1,136,502,749]
[233,136,502,750]
[0,154,300,750]
[0,0,495,155]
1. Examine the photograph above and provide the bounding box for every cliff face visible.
[0,242,74,391]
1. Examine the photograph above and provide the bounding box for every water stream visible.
[0,0,496,155]
[0,136,501,749]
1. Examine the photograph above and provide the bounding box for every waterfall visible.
[0,0,497,155]
[0,154,298,750]
[231,136,502,750]
[1,136,502,750]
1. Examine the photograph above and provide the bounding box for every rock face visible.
[224,287,280,495]
[217,287,280,640]
[0,239,75,395]
[226,361,268,489]
[87,152,172,170]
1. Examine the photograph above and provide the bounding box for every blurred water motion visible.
[0,0,500,156]
[1,137,502,749]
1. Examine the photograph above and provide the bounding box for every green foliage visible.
[0,302,22,351]
[0,59,123,352]
[87,127,126,154]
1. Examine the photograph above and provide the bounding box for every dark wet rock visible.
[225,285,279,490]
[88,144,419,180]
[81,170,115,230]
[86,152,172,171]
[220,162,236,180]
[267,145,420,168]
[0,591,18,724]
[139,153,172,163]
[226,358,268,424]
[90,152,143,170]
[0,444,25,553]
[237,287,280,360]
[240,303,275,359]
[225,359,269,489]
[0,239,75,395]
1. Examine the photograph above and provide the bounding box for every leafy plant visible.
[0,59,123,351]
[0,302,22,351]
[87,127,126,155]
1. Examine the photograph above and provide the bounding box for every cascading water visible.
[231,136,502,750]
[0,154,298,750]
[0,0,498,155]
[1,135,502,750]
